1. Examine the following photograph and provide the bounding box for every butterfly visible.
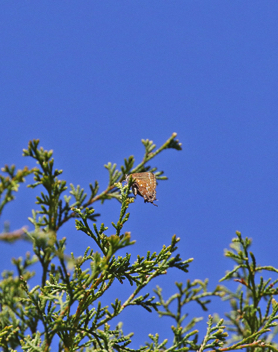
[126,172,158,206]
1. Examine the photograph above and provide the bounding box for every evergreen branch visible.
[53,132,181,229]
[131,132,182,174]
[0,226,29,243]
[0,165,35,217]
[4,137,278,351]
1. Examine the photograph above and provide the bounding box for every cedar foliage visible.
[0,133,278,351]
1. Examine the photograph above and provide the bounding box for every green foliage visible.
[0,164,34,217]
[0,134,278,351]
[218,232,278,350]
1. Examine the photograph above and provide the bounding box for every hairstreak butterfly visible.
[126,172,158,206]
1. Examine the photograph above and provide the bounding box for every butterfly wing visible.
[127,172,157,206]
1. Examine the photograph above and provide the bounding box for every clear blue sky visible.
[1,2,278,348]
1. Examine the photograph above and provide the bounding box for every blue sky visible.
[1,1,278,348]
